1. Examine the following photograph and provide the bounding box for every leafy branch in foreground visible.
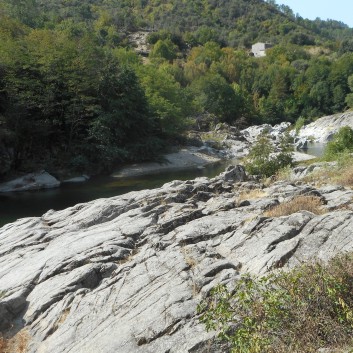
[198,254,353,353]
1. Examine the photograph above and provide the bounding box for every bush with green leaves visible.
[244,132,293,178]
[294,116,306,134]
[198,254,353,353]
[324,126,353,161]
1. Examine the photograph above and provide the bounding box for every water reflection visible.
[303,142,326,158]
[0,159,237,227]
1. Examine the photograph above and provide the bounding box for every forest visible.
[1,0,353,176]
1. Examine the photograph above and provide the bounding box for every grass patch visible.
[0,330,29,353]
[302,154,353,188]
[295,156,321,167]
[238,189,267,202]
[335,163,353,187]
[198,253,353,353]
[182,246,198,269]
[264,195,325,217]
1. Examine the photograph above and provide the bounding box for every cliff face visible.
[1,166,353,353]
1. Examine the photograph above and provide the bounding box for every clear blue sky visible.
[278,0,353,28]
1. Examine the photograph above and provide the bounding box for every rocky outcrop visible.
[242,122,291,144]
[1,166,353,352]
[197,121,297,160]
[298,111,353,143]
[0,171,60,193]
[128,31,151,56]
[291,161,337,179]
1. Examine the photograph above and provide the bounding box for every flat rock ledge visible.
[1,165,353,353]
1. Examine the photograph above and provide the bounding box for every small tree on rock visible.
[244,131,293,177]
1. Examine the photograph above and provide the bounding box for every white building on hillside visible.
[251,42,273,57]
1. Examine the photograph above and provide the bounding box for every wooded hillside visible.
[1,0,353,176]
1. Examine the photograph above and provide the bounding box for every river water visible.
[0,159,237,227]
[0,143,326,228]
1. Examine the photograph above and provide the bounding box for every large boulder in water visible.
[0,170,60,193]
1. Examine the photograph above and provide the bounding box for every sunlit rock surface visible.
[1,166,353,353]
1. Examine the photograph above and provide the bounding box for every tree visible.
[190,73,245,124]
[137,64,192,135]
[244,132,293,177]
[324,126,353,160]
[150,39,177,61]
[345,74,353,108]
[89,63,158,169]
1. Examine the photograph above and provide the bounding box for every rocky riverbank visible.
[0,119,320,191]
[1,165,353,352]
[112,147,222,178]
[298,111,353,143]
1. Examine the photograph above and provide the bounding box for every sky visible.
[278,0,353,28]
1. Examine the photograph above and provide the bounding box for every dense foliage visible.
[198,254,353,353]
[1,0,353,176]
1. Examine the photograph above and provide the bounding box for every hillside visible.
[16,0,353,47]
[1,0,353,178]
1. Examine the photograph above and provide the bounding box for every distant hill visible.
[29,0,353,48]
[1,0,353,176]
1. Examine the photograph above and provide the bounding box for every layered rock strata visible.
[1,166,353,352]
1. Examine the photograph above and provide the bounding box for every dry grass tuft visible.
[0,337,8,353]
[302,156,353,189]
[238,189,267,202]
[182,246,198,269]
[0,330,29,353]
[264,195,325,217]
[336,164,353,187]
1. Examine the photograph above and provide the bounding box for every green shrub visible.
[294,116,306,134]
[324,126,353,161]
[198,254,353,353]
[244,132,293,178]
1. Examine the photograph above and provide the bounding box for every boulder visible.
[295,137,308,150]
[0,171,60,193]
[63,175,90,184]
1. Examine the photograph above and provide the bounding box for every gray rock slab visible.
[0,171,60,192]
[1,167,353,352]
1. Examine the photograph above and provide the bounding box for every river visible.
[0,143,326,228]
[0,159,237,227]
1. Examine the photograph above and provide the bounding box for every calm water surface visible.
[304,142,325,157]
[0,160,236,227]
[0,143,326,227]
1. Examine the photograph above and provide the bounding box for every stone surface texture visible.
[1,166,353,352]
[298,111,353,143]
